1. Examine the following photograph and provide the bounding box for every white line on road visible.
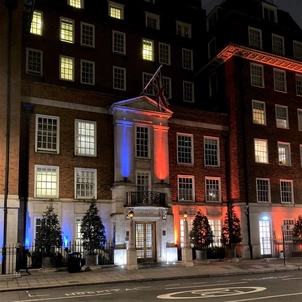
[282,277,302,280]
[165,281,247,290]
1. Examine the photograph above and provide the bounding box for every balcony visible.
[126,191,166,207]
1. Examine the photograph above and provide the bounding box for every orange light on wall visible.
[154,125,168,180]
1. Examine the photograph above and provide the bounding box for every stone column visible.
[126,212,138,270]
[181,216,193,267]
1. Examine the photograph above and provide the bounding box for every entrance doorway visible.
[259,219,272,256]
[135,222,156,262]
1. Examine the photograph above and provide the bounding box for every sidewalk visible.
[0,258,301,292]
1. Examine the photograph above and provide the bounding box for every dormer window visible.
[108,1,124,20]
[145,12,160,30]
[262,2,277,23]
[176,21,191,38]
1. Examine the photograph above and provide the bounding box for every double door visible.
[135,222,155,262]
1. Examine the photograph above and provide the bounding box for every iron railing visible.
[126,191,166,207]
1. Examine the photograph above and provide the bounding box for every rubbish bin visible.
[279,251,284,258]
[68,252,82,273]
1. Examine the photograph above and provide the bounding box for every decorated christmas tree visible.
[293,215,302,239]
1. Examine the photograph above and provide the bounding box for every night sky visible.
[203,0,302,29]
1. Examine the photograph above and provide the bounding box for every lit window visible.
[293,41,302,61]
[180,218,194,248]
[136,126,149,158]
[75,168,96,199]
[250,63,264,87]
[68,0,83,8]
[113,66,126,90]
[30,11,42,35]
[35,165,59,198]
[280,180,293,203]
[60,17,74,43]
[274,69,287,92]
[254,139,268,163]
[248,27,262,49]
[113,31,126,55]
[256,178,270,203]
[159,42,170,65]
[26,48,43,76]
[176,21,191,38]
[142,73,154,95]
[297,109,302,131]
[209,73,218,97]
[108,1,124,20]
[278,142,291,166]
[145,12,160,29]
[35,217,42,240]
[208,37,216,59]
[182,48,193,70]
[205,177,221,202]
[60,56,74,81]
[142,39,153,61]
[275,105,288,129]
[81,22,94,47]
[178,176,194,202]
[183,81,194,103]
[204,137,219,166]
[36,115,59,153]
[177,133,193,165]
[75,218,83,239]
[296,74,302,96]
[262,3,277,22]
[75,120,96,156]
[283,220,294,241]
[81,60,95,85]
[208,220,221,246]
[162,76,171,99]
[252,100,266,125]
[272,34,284,55]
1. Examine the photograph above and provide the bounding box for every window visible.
[272,34,284,55]
[278,142,291,166]
[26,48,43,76]
[136,126,149,158]
[296,74,302,96]
[136,172,150,193]
[145,12,160,29]
[35,165,59,198]
[248,27,262,49]
[298,109,302,131]
[75,218,83,239]
[162,76,171,99]
[75,120,96,156]
[159,43,170,65]
[208,37,216,59]
[209,73,218,97]
[293,41,302,61]
[274,69,287,92]
[177,133,193,165]
[178,176,194,202]
[81,22,94,48]
[207,10,219,31]
[252,100,266,125]
[176,21,191,38]
[142,39,153,61]
[262,2,277,22]
[280,180,293,203]
[250,63,264,87]
[204,137,219,166]
[183,81,194,103]
[208,220,221,246]
[283,220,294,241]
[142,73,153,95]
[75,168,96,199]
[113,31,126,55]
[35,217,42,240]
[60,56,74,81]
[180,217,194,248]
[182,48,193,70]
[60,17,74,43]
[36,115,59,153]
[113,66,126,90]
[68,0,83,8]
[256,178,270,203]
[30,11,42,35]
[205,177,221,202]
[275,105,288,129]
[254,139,268,163]
[108,1,124,20]
[81,60,95,85]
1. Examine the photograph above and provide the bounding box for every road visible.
[2,271,302,302]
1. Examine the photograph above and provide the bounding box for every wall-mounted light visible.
[128,210,134,219]
[184,211,188,221]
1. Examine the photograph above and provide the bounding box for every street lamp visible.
[126,210,137,270]
[181,210,193,266]
[184,211,188,220]
[128,210,134,219]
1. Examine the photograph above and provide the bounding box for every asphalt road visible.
[2,271,302,302]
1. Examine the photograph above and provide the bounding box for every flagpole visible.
[139,64,163,96]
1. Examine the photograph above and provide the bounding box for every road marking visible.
[165,281,246,290]
[225,291,302,302]
[242,275,293,281]
[126,286,151,291]
[26,291,49,298]
[192,282,207,285]
[282,277,302,280]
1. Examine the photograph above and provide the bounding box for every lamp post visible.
[181,211,193,267]
[126,210,138,270]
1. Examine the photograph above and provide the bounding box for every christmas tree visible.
[293,215,302,239]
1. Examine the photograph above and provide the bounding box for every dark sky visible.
[202,0,302,29]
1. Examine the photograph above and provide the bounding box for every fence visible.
[271,238,302,258]
[2,241,114,274]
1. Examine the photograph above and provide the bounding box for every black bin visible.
[68,252,82,273]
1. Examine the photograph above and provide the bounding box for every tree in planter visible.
[293,215,302,239]
[190,211,214,259]
[81,199,106,257]
[221,204,242,258]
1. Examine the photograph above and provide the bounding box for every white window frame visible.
[142,72,154,95]
[248,26,262,49]
[145,11,160,30]
[162,76,171,99]
[81,60,95,85]
[112,30,126,55]
[178,175,195,202]
[113,66,126,91]
[298,109,302,131]
[159,42,170,65]
[108,1,124,20]
[26,48,43,76]
[272,34,285,55]
[176,20,191,38]
[256,178,271,203]
[60,17,74,43]
[74,168,97,199]
[204,136,220,167]
[135,125,150,159]
[75,120,97,157]
[252,100,266,125]
[296,74,302,96]
[205,177,221,202]
[262,2,277,22]
[81,22,95,48]
[142,39,154,61]
[182,48,193,70]
[250,63,264,88]
[35,114,60,153]
[183,81,194,103]
[293,40,302,61]
[278,142,291,166]
[254,138,268,163]
[30,10,42,35]
[60,55,74,81]
[35,165,59,198]
[273,68,287,92]
[75,217,83,240]
[177,133,194,165]
[275,105,289,129]
[68,0,84,9]
[208,219,222,247]
[34,217,42,241]
[280,180,294,204]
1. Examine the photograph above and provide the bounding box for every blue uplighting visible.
[121,121,131,178]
